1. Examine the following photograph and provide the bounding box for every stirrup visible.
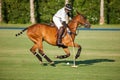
[57,43,64,46]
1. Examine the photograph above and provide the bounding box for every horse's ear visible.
[76,10,80,15]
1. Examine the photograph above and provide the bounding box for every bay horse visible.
[16,11,90,65]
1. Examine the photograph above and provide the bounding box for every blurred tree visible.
[100,0,105,25]
[30,0,36,24]
[1,0,119,24]
[65,0,69,4]
[0,0,2,22]
[106,0,110,24]
[70,0,74,18]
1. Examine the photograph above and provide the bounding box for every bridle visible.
[69,23,89,36]
[68,14,90,36]
[69,31,77,36]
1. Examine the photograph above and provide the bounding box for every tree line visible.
[0,0,120,24]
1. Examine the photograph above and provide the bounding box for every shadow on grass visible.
[54,59,115,66]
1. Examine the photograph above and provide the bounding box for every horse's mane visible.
[73,12,87,20]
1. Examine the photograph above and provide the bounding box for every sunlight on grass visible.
[0,29,120,80]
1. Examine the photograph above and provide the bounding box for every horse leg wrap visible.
[42,54,53,63]
[75,47,82,59]
[34,52,42,62]
[57,55,69,59]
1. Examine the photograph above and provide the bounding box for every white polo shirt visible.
[53,7,69,29]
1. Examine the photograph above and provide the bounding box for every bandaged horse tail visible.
[15,28,28,36]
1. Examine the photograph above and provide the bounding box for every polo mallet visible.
[69,34,78,68]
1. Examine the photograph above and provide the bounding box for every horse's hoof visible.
[55,56,58,58]
[75,55,80,59]
[40,62,43,64]
[50,61,54,64]
[50,62,55,66]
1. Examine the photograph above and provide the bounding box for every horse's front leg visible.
[56,47,70,59]
[65,42,82,59]
[74,43,82,59]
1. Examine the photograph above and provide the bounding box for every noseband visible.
[69,23,88,36]
[68,14,89,36]
[69,31,77,36]
[84,23,89,27]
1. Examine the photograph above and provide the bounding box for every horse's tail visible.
[15,28,28,37]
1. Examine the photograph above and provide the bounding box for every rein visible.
[68,19,85,36]
[70,31,77,36]
[68,20,80,36]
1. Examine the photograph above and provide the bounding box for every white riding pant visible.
[53,16,63,29]
[53,16,70,32]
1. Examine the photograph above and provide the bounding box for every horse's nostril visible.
[84,23,91,28]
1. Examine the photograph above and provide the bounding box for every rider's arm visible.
[62,21,68,28]
[67,12,72,20]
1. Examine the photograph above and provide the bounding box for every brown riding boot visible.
[57,27,65,47]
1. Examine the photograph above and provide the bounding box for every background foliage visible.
[1,0,120,24]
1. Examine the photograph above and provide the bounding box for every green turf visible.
[0,29,120,80]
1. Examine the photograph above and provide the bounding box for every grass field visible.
[0,29,120,80]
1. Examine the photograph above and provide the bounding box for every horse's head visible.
[76,11,91,28]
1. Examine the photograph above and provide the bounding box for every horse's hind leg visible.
[56,47,70,59]
[37,40,54,64]
[30,44,42,63]
[39,50,54,64]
